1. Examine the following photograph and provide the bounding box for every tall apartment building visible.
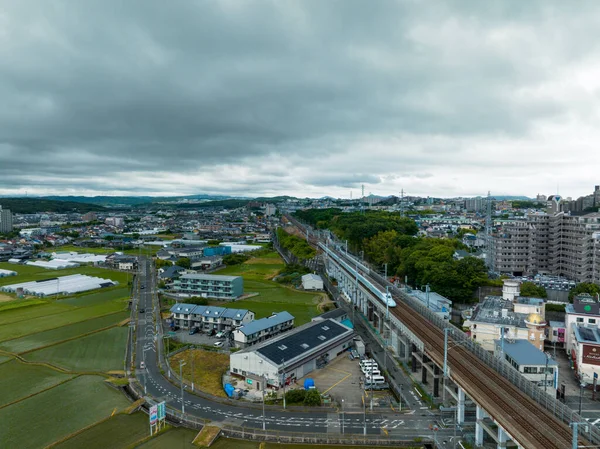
[492,208,600,283]
[0,206,14,234]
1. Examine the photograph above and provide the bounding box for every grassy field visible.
[0,375,130,449]
[136,428,198,449]
[26,326,128,372]
[216,252,323,326]
[0,360,74,408]
[53,412,149,449]
[0,311,128,354]
[171,349,229,397]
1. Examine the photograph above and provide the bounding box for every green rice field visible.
[26,326,128,372]
[0,311,128,354]
[135,427,198,449]
[52,412,149,449]
[0,375,130,449]
[0,360,74,408]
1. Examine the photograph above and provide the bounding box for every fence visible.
[220,424,421,446]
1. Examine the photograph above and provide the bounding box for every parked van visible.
[362,367,381,376]
[365,375,385,384]
[359,359,376,368]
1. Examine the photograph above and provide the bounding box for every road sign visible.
[157,401,166,420]
[149,405,158,425]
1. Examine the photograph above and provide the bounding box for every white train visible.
[319,242,396,308]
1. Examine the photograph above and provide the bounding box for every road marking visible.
[322,372,352,394]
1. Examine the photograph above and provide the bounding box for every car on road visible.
[139,309,145,313]
[214,341,224,347]
[215,331,224,338]
[140,285,145,289]
[140,361,146,369]
[189,327,199,335]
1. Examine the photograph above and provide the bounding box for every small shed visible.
[301,273,323,291]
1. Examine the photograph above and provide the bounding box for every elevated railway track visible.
[284,214,593,449]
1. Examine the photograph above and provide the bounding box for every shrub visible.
[303,389,322,406]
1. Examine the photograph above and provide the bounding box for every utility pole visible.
[179,360,186,414]
[544,353,549,394]
[282,358,286,410]
[191,346,195,391]
[384,263,387,280]
[341,398,345,434]
[262,375,267,431]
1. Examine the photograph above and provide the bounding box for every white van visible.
[362,367,381,376]
[361,364,379,374]
[365,375,386,385]
[359,359,377,369]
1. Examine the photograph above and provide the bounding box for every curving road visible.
[131,257,457,443]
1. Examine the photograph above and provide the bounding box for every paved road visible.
[131,257,460,441]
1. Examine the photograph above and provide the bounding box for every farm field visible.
[216,252,322,326]
[135,427,198,449]
[53,412,149,449]
[0,311,128,354]
[0,360,74,408]
[0,375,130,449]
[26,326,128,372]
[0,302,126,342]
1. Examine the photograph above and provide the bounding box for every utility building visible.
[230,319,353,389]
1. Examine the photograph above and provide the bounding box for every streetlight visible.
[179,360,186,414]
[262,374,267,431]
[281,358,287,410]
[341,398,345,434]
[579,382,586,415]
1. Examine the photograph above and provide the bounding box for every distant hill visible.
[42,195,235,207]
[0,198,105,214]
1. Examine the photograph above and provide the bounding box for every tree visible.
[569,283,600,301]
[223,254,250,265]
[303,389,322,406]
[155,259,172,269]
[520,282,547,298]
[176,257,191,269]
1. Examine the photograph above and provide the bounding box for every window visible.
[577,318,584,323]
[524,367,537,374]
[590,319,597,325]
[278,345,287,350]
[233,368,238,373]
[318,335,327,341]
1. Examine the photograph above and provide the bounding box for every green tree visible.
[176,257,191,269]
[155,259,172,269]
[223,254,250,265]
[520,282,547,298]
[569,283,600,301]
[303,389,322,406]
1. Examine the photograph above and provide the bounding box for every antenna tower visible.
[400,189,405,216]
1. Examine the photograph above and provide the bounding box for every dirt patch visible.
[0,293,15,303]
[245,257,283,265]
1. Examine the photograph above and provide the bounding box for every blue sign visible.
[157,402,166,420]
[595,372,598,380]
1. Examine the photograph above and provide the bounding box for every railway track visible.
[285,215,588,447]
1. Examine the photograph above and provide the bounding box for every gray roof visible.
[180,273,240,282]
[254,319,352,365]
[237,311,295,336]
[170,303,249,319]
[318,308,347,320]
[495,339,558,366]
[301,273,322,282]
[470,296,527,328]
[159,265,185,279]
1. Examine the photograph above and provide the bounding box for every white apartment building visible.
[170,304,254,331]
[565,294,600,354]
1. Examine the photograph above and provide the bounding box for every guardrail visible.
[220,424,421,446]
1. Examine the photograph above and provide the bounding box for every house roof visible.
[236,311,294,336]
[494,339,558,366]
[301,273,322,282]
[159,265,185,279]
[252,319,352,366]
[318,308,347,320]
[169,303,249,319]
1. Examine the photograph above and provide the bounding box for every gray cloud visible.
[1,1,600,198]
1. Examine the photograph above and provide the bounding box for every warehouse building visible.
[173,273,243,299]
[230,318,354,389]
[301,273,323,290]
[232,311,295,348]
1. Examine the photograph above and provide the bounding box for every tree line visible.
[276,228,316,261]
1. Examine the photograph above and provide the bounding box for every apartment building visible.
[0,206,14,234]
[491,210,600,283]
[232,311,295,348]
[173,273,243,299]
[170,304,254,331]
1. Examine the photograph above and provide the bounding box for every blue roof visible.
[237,311,295,336]
[170,303,197,314]
[494,339,557,366]
[571,323,600,344]
[340,319,354,329]
[221,308,250,320]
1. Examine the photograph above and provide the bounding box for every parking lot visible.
[295,353,393,410]
[164,323,232,350]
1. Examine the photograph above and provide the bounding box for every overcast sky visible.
[1,1,600,199]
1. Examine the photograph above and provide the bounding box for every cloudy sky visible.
[1,1,600,199]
